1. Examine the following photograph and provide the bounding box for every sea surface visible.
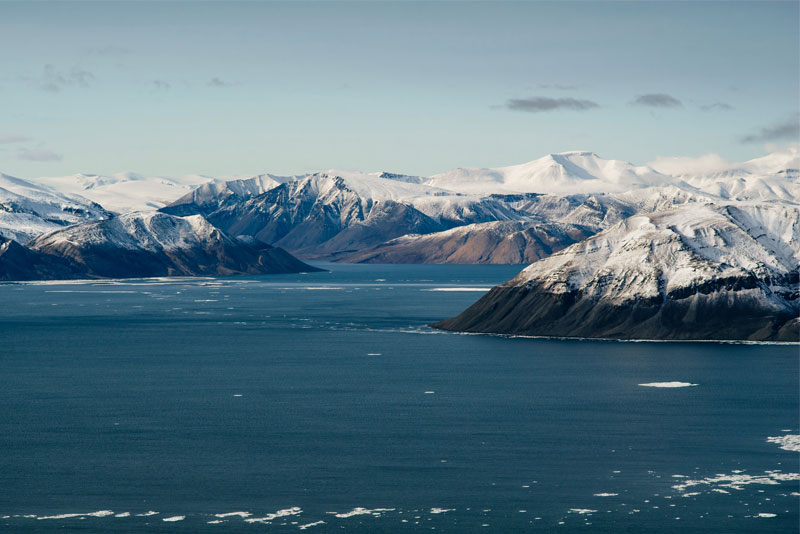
[0,263,797,533]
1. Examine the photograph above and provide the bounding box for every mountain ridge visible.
[433,202,799,341]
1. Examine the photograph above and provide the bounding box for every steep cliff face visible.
[433,203,800,342]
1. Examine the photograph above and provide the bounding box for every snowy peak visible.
[0,172,111,243]
[740,145,800,176]
[31,211,225,253]
[513,202,799,305]
[166,173,297,215]
[34,171,214,214]
[427,152,671,195]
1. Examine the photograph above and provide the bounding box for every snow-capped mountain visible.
[426,151,674,195]
[434,202,799,341]
[19,211,320,279]
[426,149,800,201]
[336,220,594,264]
[178,171,528,259]
[0,173,111,243]
[34,171,215,213]
[165,173,305,216]
[156,148,799,263]
[165,171,431,218]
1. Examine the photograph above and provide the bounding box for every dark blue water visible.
[0,263,797,533]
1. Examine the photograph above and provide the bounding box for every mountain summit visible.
[426,151,671,195]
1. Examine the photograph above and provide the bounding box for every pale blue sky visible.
[1,1,798,178]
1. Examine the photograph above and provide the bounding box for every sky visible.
[0,1,798,178]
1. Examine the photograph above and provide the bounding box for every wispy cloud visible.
[39,64,95,92]
[699,102,734,111]
[0,135,30,144]
[648,153,733,175]
[630,93,682,108]
[207,77,234,88]
[17,147,62,162]
[153,79,171,90]
[741,114,800,144]
[505,96,599,113]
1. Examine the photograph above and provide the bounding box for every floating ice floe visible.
[424,391,435,394]
[766,434,800,452]
[37,510,114,520]
[593,493,618,497]
[299,520,326,530]
[301,287,344,291]
[332,508,395,518]
[135,511,159,517]
[638,382,698,388]
[244,507,302,523]
[672,470,800,492]
[162,516,185,522]
[114,512,130,518]
[214,511,251,518]
[568,509,597,515]
[756,513,777,518]
[430,508,455,514]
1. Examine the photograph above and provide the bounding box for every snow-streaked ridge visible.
[31,211,223,252]
[513,202,799,310]
[0,173,110,243]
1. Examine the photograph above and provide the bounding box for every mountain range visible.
[1,147,797,341]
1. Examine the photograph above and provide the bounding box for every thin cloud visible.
[505,96,599,113]
[631,93,683,108]
[0,135,30,144]
[699,102,734,111]
[741,114,800,144]
[207,77,234,88]
[17,148,62,162]
[39,64,95,92]
[648,153,733,176]
[153,79,171,90]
